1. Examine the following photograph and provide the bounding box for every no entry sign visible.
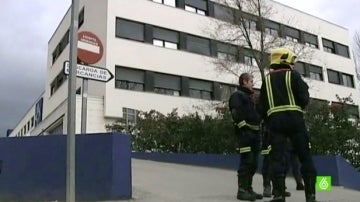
[77,31,103,64]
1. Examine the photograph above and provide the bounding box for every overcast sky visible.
[0,0,359,136]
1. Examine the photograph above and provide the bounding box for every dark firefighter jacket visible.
[229,86,261,134]
[259,69,309,133]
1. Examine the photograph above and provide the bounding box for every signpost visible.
[67,1,79,202]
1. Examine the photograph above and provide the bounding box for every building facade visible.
[9,0,359,137]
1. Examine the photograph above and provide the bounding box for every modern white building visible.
[9,0,359,137]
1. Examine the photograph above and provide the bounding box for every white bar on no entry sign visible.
[78,40,100,54]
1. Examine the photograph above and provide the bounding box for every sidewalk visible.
[110,159,360,202]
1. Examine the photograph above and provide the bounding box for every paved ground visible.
[109,159,360,202]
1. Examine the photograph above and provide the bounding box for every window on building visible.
[294,62,306,77]
[309,65,323,81]
[116,18,145,42]
[327,69,340,84]
[264,21,280,37]
[186,35,211,56]
[284,26,300,43]
[50,72,67,96]
[185,0,208,15]
[342,73,354,88]
[154,73,181,96]
[78,7,85,27]
[52,30,70,64]
[220,83,236,101]
[336,43,350,58]
[303,32,318,48]
[152,0,176,7]
[243,19,257,31]
[153,27,179,49]
[123,107,139,127]
[322,38,335,53]
[115,67,145,91]
[213,3,234,22]
[244,55,258,67]
[31,116,34,127]
[217,42,237,61]
[345,104,359,119]
[189,79,213,100]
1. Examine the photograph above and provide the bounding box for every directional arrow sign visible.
[63,61,114,82]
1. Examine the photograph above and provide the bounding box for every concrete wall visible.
[132,152,360,191]
[0,133,131,201]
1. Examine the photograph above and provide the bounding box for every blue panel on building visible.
[0,133,132,201]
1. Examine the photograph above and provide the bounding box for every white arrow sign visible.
[63,61,114,82]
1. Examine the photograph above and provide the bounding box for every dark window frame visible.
[115,18,145,42]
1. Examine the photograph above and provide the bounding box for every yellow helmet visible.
[270,47,297,67]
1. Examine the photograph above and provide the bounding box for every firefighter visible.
[258,47,317,202]
[260,122,272,198]
[261,122,291,198]
[229,73,263,201]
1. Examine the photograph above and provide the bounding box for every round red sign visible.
[77,31,103,64]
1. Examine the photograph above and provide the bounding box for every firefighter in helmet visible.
[258,48,317,202]
[229,73,263,201]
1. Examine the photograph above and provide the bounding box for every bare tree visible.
[352,31,360,81]
[207,0,314,82]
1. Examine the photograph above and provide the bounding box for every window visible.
[78,7,85,27]
[345,104,359,119]
[244,19,257,31]
[189,79,213,100]
[115,67,145,91]
[284,26,300,42]
[336,43,350,58]
[264,21,280,37]
[185,5,205,15]
[116,18,144,42]
[244,56,257,67]
[264,28,278,37]
[50,72,67,96]
[186,35,211,56]
[322,39,335,53]
[309,65,323,81]
[52,30,70,64]
[322,38,350,57]
[154,73,181,96]
[153,27,179,49]
[327,69,340,84]
[152,0,176,7]
[123,108,139,127]
[294,62,306,77]
[303,32,318,48]
[217,43,237,61]
[185,0,208,15]
[214,3,234,22]
[342,73,354,87]
[31,116,34,127]
[220,84,236,101]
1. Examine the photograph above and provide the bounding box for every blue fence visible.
[132,152,360,191]
[0,133,132,201]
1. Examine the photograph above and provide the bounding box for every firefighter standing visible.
[258,48,317,202]
[229,73,263,201]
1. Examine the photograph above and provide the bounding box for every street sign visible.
[63,61,113,82]
[77,31,103,64]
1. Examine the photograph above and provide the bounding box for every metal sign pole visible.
[67,0,79,201]
[81,78,88,133]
